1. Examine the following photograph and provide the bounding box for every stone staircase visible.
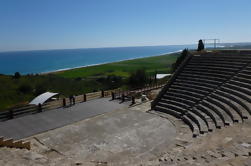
[151,50,251,137]
[158,143,251,166]
[0,136,31,150]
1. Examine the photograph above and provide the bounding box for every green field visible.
[56,53,179,78]
[0,52,179,111]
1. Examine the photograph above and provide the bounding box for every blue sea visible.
[0,45,196,75]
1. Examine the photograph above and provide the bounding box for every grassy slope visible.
[56,53,179,78]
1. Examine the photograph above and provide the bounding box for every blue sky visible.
[0,0,250,51]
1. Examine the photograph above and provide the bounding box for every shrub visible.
[128,69,147,89]
[18,84,32,94]
[171,49,188,72]
[34,84,47,96]
[13,72,21,79]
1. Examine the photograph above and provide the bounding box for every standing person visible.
[73,95,76,105]
[38,103,42,112]
[69,95,72,106]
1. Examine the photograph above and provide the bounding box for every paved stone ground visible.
[0,98,127,139]
[0,101,177,166]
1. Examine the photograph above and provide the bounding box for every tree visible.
[128,69,147,89]
[18,84,32,94]
[171,49,188,72]
[197,39,205,51]
[13,72,21,79]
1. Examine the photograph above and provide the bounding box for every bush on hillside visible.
[128,69,147,89]
[34,84,47,96]
[171,49,189,73]
[18,84,33,94]
[13,72,21,79]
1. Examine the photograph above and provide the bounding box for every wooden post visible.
[38,103,42,112]
[0,137,3,147]
[121,93,125,102]
[83,94,86,102]
[111,92,115,100]
[101,90,104,97]
[131,96,135,105]
[63,98,66,107]
[9,109,13,119]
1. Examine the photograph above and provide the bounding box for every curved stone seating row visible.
[154,105,200,137]
[152,51,251,137]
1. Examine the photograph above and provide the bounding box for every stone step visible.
[154,106,199,136]
[179,73,227,82]
[169,88,205,99]
[177,76,223,85]
[220,86,251,115]
[215,90,250,119]
[191,56,251,62]
[165,92,200,103]
[154,105,181,119]
[228,80,251,89]
[232,76,251,85]
[160,98,191,109]
[187,62,244,69]
[188,108,211,132]
[198,55,251,60]
[205,96,234,124]
[241,70,251,75]
[193,107,214,131]
[224,83,251,98]
[170,85,210,95]
[210,93,244,122]
[182,115,200,137]
[237,73,251,79]
[159,100,210,132]
[200,99,231,126]
[162,94,196,106]
[209,94,243,123]
[175,79,218,89]
[172,82,215,92]
[220,84,251,104]
[157,102,207,134]
[183,67,236,75]
[184,65,240,72]
[195,104,223,128]
[189,58,247,65]
[181,70,232,79]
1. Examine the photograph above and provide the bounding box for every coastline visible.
[41,50,182,75]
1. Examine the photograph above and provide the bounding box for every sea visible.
[0,45,196,75]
